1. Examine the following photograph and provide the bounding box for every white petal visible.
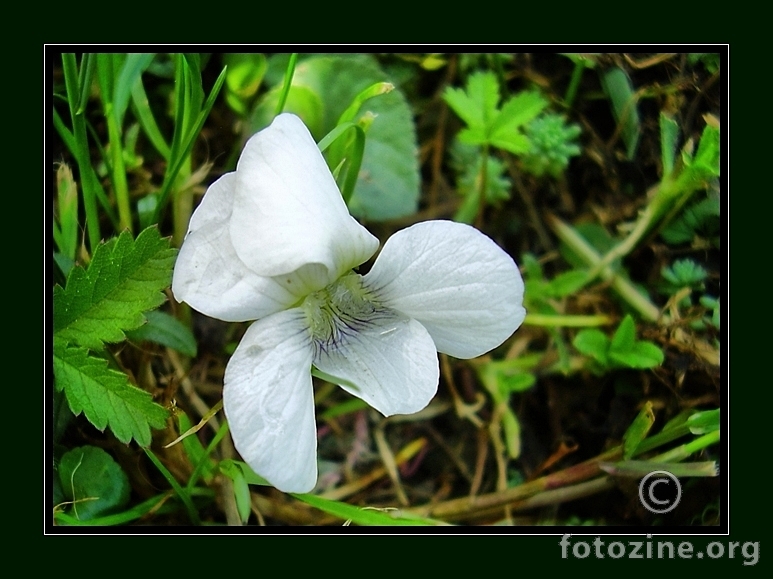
[223,309,318,493]
[313,310,439,416]
[229,113,379,287]
[172,173,301,322]
[364,220,525,359]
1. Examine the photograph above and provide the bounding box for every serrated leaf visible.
[489,132,532,155]
[489,90,547,138]
[464,71,500,127]
[126,310,197,357]
[457,125,488,147]
[57,446,130,521]
[443,87,482,128]
[443,71,500,129]
[53,338,169,445]
[54,227,177,350]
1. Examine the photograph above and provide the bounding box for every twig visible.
[167,348,222,433]
[321,438,426,502]
[373,424,409,506]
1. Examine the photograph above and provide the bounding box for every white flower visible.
[172,113,525,493]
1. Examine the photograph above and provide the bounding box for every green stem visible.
[475,144,490,228]
[547,213,662,322]
[634,422,693,455]
[143,447,201,525]
[54,488,214,526]
[151,63,227,226]
[600,460,717,477]
[172,156,192,248]
[96,54,132,233]
[274,53,298,116]
[651,430,720,463]
[564,60,585,108]
[524,313,613,327]
[62,53,101,252]
[187,420,230,491]
[104,107,133,233]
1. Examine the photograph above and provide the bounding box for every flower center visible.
[301,273,382,353]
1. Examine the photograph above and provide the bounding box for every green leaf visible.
[609,341,664,369]
[126,310,197,357]
[54,387,74,443]
[57,446,130,521]
[220,459,271,486]
[175,411,216,484]
[689,124,720,180]
[622,401,655,459]
[660,193,720,245]
[55,493,180,526]
[224,53,267,115]
[450,142,511,224]
[143,446,200,524]
[601,67,640,159]
[478,356,541,396]
[291,493,445,526]
[53,338,169,445]
[610,314,637,353]
[152,61,228,223]
[319,398,369,420]
[477,355,540,460]
[54,227,177,350]
[251,55,420,221]
[522,253,545,282]
[661,258,707,293]
[546,270,590,298]
[489,90,547,138]
[54,163,79,261]
[114,53,155,126]
[457,125,488,147]
[608,315,664,369]
[660,111,679,177]
[489,132,532,155]
[444,74,546,156]
[254,84,324,136]
[522,113,582,178]
[219,460,252,523]
[131,78,171,160]
[687,408,720,435]
[573,328,609,366]
[442,71,500,129]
